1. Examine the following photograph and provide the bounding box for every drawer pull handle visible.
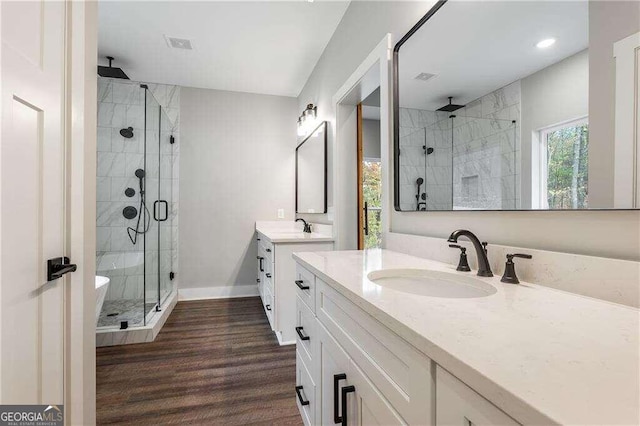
[256,278,260,283]
[265,304,271,311]
[295,326,310,341]
[341,385,355,426]
[295,280,310,290]
[266,248,271,252]
[295,385,310,406]
[257,256,264,272]
[266,273,272,278]
[333,373,347,423]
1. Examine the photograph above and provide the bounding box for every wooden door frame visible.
[357,104,365,249]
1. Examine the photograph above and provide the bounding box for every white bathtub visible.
[96,276,110,326]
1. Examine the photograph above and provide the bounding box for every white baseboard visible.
[178,285,259,301]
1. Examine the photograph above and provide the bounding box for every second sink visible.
[367,269,497,298]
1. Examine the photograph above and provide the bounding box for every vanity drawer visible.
[295,295,317,369]
[260,239,274,262]
[436,366,519,426]
[263,273,274,297]
[317,279,434,425]
[296,349,317,426]
[263,286,274,330]
[295,264,316,313]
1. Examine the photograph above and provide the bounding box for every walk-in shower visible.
[399,110,518,211]
[96,78,178,332]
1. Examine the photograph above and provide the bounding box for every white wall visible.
[363,119,381,159]
[520,49,589,208]
[589,0,640,208]
[298,0,640,261]
[179,87,297,296]
[297,1,435,225]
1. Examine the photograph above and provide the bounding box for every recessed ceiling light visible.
[536,38,556,49]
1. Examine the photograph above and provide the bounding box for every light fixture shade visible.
[297,103,318,137]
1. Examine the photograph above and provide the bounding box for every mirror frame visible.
[392,0,637,212]
[295,120,328,214]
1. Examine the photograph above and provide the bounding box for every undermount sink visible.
[367,269,497,298]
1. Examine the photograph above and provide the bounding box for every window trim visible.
[534,116,589,209]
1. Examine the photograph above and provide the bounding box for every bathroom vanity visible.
[255,221,333,345]
[292,249,639,425]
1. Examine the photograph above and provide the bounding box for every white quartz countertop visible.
[292,249,640,425]
[255,222,334,243]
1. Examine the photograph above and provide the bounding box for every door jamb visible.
[66,2,97,424]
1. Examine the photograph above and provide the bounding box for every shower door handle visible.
[153,200,169,222]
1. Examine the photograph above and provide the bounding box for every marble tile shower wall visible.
[398,81,521,211]
[97,77,180,304]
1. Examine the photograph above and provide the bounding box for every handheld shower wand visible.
[127,169,151,245]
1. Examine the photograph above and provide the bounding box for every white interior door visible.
[1,0,68,405]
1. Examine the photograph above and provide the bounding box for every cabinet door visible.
[318,323,351,426]
[347,359,406,426]
[436,366,520,426]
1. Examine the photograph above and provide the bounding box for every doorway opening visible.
[357,89,382,249]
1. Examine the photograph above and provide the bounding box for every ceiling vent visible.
[414,72,436,82]
[165,36,193,50]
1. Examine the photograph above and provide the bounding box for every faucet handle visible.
[501,253,532,284]
[508,253,532,260]
[448,244,466,254]
[449,244,471,272]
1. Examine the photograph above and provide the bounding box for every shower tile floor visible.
[98,299,157,327]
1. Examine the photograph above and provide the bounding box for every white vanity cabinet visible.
[255,229,333,345]
[294,261,522,426]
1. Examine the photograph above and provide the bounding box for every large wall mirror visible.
[394,0,640,211]
[296,121,327,214]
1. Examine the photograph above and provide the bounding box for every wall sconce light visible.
[297,103,318,137]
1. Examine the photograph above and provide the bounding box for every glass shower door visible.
[158,106,175,305]
[143,88,160,322]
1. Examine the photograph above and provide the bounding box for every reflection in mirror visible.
[296,121,327,214]
[394,0,640,211]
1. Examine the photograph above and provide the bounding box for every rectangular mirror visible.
[394,0,640,211]
[296,121,327,214]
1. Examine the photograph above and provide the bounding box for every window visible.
[362,159,382,249]
[538,118,589,209]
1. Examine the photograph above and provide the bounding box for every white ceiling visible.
[399,1,589,111]
[98,1,350,97]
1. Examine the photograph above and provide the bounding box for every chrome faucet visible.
[447,230,493,277]
[296,218,312,234]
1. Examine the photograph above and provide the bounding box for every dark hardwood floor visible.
[97,297,302,425]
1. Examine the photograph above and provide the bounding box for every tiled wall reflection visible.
[398,81,521,211]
